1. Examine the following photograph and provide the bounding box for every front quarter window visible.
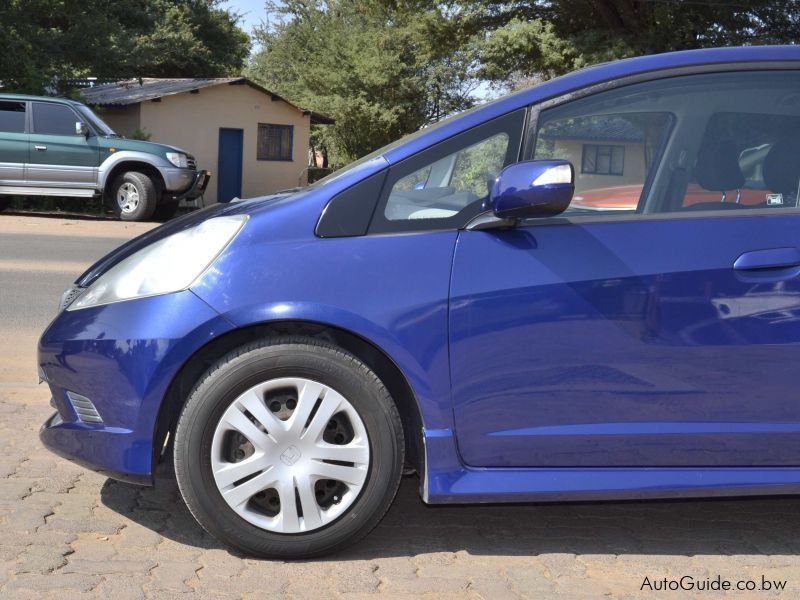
[386,132,509,221]
[370,109,525,233]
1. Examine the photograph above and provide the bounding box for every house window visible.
[581,144,625,175]
[258,123,293,161]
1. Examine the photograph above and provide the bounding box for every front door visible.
[0,100,28,185]
[218,128,243,202]
[450,69,800,467]
[28,101,99,188]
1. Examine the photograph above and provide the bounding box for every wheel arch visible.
[152,320,425,477]
[102,161,165,198]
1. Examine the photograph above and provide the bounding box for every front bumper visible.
[162,168,210,199]
[38,290,234,484]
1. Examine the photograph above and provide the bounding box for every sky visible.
[225,0,270,36]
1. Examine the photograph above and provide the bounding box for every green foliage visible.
[247,1,478,166]
[0,0,250,94]
[394,165,434,193]
[461,0,800,86]
[449,133,508,196]
[131,127,152,141]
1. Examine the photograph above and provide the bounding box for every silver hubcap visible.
[117,182,140,213]
[211,377,370,534]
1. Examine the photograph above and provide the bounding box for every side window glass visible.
[534,112,672,214]
[370,109,525,232]
[686,112,800,209]
[532,71,800,216]
[385,132,509,221]
[0,102,26,133]
[32,103,78,136]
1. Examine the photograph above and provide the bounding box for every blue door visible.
[217,128,243,203]
[450,70,800,468]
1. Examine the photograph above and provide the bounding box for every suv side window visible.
[531,71,800,216]
[370,109,525,233]
[32,102,79,136]
[0,101,26,133]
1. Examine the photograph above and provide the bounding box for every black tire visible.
[0,197,10,212]
[152,197,180,222]
[173,337,404,559]
[108,171,157,221]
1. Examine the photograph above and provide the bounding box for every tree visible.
[459,0,800,86]
[248,1,478,165]
[0,0,250,93]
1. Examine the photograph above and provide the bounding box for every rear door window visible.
[0,101,26,133]
[32,102,78,136]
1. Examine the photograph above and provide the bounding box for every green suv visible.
[0,94,209,221]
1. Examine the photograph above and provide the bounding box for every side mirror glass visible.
[76,121,89,136]
[489,160,574,219]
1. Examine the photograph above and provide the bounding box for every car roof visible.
[0,93,84,107]
[382,45,800,164]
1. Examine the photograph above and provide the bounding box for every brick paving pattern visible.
[2,386,800,598]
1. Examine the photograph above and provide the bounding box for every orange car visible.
[570,183,770,211]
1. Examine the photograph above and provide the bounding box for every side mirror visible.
[489,160,574,219]
[75,121,89,136]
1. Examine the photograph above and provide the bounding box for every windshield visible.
[76,104,117,137]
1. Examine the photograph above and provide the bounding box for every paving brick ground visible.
[3,386,800,599]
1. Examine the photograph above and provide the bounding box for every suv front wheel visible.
[108,171,157,221]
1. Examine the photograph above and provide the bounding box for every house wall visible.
[554,140,647,193]
[97,104,141,137]
[138,83,311,203]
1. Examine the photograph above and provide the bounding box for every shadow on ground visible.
[100,474,800,560]
[1,209,115,221]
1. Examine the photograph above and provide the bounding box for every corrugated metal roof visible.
[81,77,241,105]
[80,77,335,125]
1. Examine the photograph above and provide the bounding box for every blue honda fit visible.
[40,45,800,557]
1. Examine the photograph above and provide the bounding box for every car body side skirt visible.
[421,428,800,503]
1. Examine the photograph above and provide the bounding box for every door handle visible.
[34,145,47,151]
[733,247,800,282]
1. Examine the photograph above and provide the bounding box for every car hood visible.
[97,137,188,156]
[75,192,302,287]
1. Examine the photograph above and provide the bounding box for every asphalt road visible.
[0,215,155,384]
[0,233,124,331]
[2,214,800,598]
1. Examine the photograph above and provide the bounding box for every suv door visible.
[450,69,800,468]
[28,101,99,189]
[0,100,28,186]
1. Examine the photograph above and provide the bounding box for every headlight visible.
[166,152,188,168]
[68,215,247,311]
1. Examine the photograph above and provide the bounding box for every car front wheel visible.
[109,171,157,221]
[173,338,405,558]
